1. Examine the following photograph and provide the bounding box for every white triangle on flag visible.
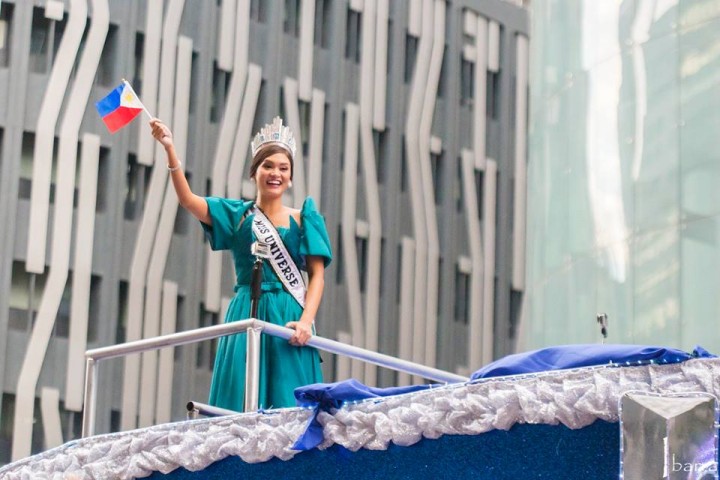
[120,84,144,109]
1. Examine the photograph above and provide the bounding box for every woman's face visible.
[254,152,292,198]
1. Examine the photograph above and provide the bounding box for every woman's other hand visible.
[150,118,174,150]
[286,318,313,346]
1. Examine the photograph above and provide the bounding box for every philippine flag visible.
[95,81,146,133]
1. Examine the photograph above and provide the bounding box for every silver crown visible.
[250,117,297,159]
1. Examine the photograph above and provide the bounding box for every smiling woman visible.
[150,117,332,411]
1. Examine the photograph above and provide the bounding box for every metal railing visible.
[186,401,239,419]
[82,318,469,437]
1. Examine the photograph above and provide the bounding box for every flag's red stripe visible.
[102,107,143,133]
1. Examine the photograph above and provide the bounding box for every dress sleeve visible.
[200,197,253,251]
[299,197,332,267]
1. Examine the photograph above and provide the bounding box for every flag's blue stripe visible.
[94,84,124,117]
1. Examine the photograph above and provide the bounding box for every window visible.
[124,153,151,220]
[386,19,393,75]
[189,51,199,114]
[196,306,219,370]
[116,281,128,344]
[53,280,71,338]
[356,236,368,292]
[87,275,102,342]
[0,3,14,68]
[455,157,464,212]
[9,261,42,332]
[250,0,267,23]
[95,146,109,212]
[345,8,362,63]
[400,142,408,192]
[210,62,231,123]
[29,7,68,74]
[284,0,301,37]
[487,71,500,119]
[18,132,59,201]
[460,57,474,105]
[0,395,49,460]
[378,238,386,294]
[373,130,387,184]
[474,169,484,220]
[299,100,311,157]
[30,7,52,73]
[404,34,417,83]
[437,47,448,98]
[335,224,344,284]
[314,0,331,48]
[0,127,4,175]
[96,24,118,86]
[133,32,144,92]
[454,268,470,324]
[322,103,330,165]
[430,151,443,205]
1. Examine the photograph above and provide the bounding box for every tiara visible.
[250,117,297,159]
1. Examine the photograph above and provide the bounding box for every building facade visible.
[522,1,720,351]
[0,0,528,462]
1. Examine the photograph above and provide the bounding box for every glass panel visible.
[631,34,681,232]
[679,0,720,31]
[632,225,681,345]
[681,216,720,351]
[679,16,720,218]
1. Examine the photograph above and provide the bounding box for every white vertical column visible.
[155,281,178,424]
[358,0,382,386]
[217,0,236,71]
[408,0,422,37]
[512,35,528,291]
[136,0,164,166]
[482,160,497,364]
[419,0,445,369]
[473,16,488,170]
[341,103,365,381]
[298,0,315,101]
[40,388,63,450]
[461,149,484,371]
[25,0,87,273]
[66,133,101,411]
[307,89,326,206]
[372,0,389,130]
[405,0,433,383]
[487,20,500,73]
[397,237,415,386]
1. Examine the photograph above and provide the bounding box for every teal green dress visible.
[201,196,332,410]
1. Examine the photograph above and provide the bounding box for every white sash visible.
[251,206,306,308]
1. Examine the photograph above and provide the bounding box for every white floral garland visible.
[2,358,719,479]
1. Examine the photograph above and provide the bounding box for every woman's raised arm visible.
[150,119,211,225]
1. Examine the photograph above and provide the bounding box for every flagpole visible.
[122,78,153,120]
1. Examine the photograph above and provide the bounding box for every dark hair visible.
[249,145,294,179]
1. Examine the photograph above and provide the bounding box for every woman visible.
[150,117,331,410]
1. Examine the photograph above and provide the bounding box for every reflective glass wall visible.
[522,1,720,351]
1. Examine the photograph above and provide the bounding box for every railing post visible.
[244,324,263,412]
[81,357,98,437]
